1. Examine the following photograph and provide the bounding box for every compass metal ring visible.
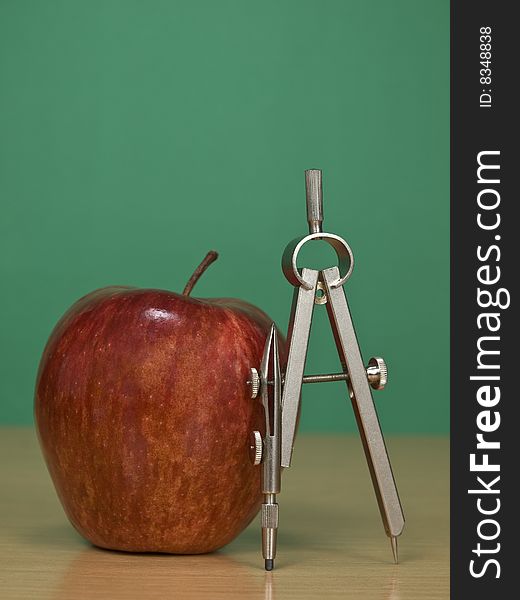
[281,232,354,289]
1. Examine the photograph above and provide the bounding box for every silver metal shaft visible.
[305,169,323,234]
[267,367,383,388]
[302,366,382,386]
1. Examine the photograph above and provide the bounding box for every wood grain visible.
[0,429,449,599]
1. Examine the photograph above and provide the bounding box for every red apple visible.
[35,252,285,553]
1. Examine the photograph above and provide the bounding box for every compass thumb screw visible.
[249,431,263,465]
[367,357,388,390]
[248,367,260,399]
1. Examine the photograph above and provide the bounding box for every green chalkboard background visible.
[0,0,449,431]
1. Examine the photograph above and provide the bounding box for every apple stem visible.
[182,251,219,296]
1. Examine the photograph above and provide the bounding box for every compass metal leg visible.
[280,268,319,468]
[261,325,282,571]
[322,266,405,541]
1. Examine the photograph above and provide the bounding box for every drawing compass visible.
[249,169,404,570]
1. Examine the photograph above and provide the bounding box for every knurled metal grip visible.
[248,368,260,398]
[250,431,263,465]
[261,503,279,528]
[305,169,323,234]
[367,357,388,390]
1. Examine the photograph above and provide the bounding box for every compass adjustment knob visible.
[249,431,263,465]
[248,368,260,399]
[367,357,388,390]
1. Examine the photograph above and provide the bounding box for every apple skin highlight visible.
[35,285,285,553]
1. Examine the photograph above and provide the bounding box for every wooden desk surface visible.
[0,429,448,599]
